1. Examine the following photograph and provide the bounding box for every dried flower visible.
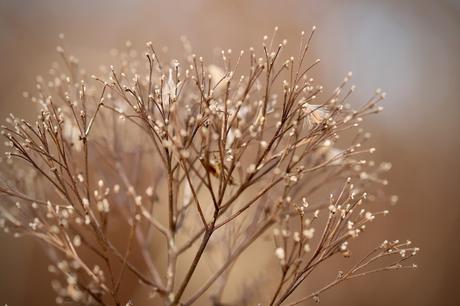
[0,26,417,306]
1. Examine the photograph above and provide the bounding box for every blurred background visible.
[0,0,459,305]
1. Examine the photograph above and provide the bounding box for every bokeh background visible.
[0,0,459,305]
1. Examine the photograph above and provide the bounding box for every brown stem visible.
[172,218,217,305]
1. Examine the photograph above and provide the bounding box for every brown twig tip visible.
[0,27,417,306]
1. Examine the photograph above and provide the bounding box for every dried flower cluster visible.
[0,27,418,305]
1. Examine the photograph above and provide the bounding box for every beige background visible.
[0,0,459,305]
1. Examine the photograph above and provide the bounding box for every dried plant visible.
[0,27,418,306]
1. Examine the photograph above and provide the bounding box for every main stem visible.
[171,219,216,305]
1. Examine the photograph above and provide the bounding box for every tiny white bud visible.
[275,247,285,260]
